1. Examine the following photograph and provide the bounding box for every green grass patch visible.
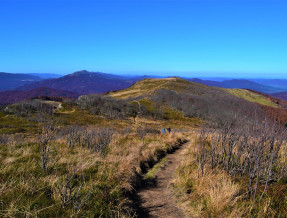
[163,107,184,120]
[138,98,155,112]
[54,109,100,125]
[145,157,167,179]
[0,112,37,134]
[224,89,279,108]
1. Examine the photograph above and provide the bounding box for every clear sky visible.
[1,0,287,78]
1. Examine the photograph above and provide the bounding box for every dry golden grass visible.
[173,138,244,217]
[173,131,287,217]
[103,132,185,191]
[109,78,171,99]
[195,168,241,215]
[0,118,187,217]
[109,77,187,100]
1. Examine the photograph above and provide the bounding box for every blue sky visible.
[1,0,287,78]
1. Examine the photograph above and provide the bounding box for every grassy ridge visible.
[109,77,214,100]
[224,88,279,108]
[109,78,179,99]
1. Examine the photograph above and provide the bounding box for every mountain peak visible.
[70,70,92,76]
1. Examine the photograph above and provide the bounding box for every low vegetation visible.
[173,116,287,217]
[0,120,187,216]
[1,78,287,217]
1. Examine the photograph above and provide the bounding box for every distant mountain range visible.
[28,73,64,79]
[16,70,142,94]
[250,79,287,89]
[2,71,287,105]
[0,87,79,105]
[188,78,285,93]
[0,71,159,105]
[0,72,41,91]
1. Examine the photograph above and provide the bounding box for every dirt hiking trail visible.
[134,141,190,218]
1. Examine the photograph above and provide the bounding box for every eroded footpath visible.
[133,140,191,218]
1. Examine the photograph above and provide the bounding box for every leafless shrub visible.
[90,128,113,154]
[137,126,161,139]
[195,116,287,200]
[151,88,265,127]
[7,100,55,117]
[66,126,113,154]
[38,122,58,171]
[77,95,138,120]
[55,170,93,210]
[66,126,85,147]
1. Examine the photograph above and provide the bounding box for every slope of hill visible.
[109,77,180,99]
[0,72,41,91]
[225,88,287,125]
[223,89,279,108]
[246,89,287,108]
[110,77,269,103]
[188,78,282,93]
[0,87,79,105]
[109,77,270,126]
[110,77,287,127]
[16,70,136,94]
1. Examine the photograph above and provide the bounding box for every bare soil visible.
[134,141,190,218]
